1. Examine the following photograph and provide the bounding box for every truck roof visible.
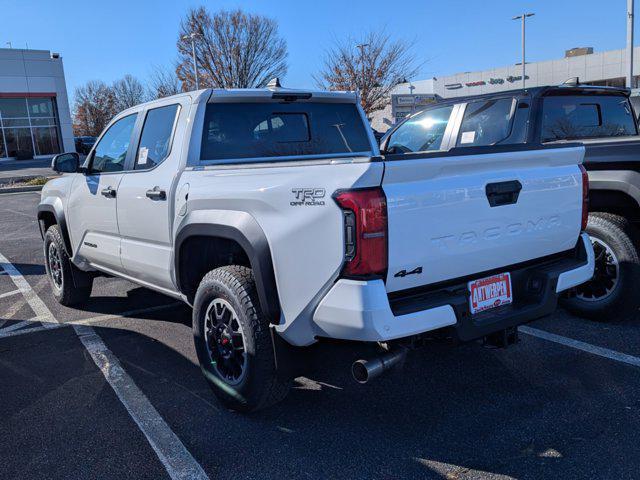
[206,87,358,103]
[429,84,631,108]
[115,86,359,120]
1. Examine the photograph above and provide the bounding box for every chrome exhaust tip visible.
[351,348,407,384]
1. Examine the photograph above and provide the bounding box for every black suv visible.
[74,136,96,155]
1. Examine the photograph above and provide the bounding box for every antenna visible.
[267,78,282,89]
[561,77,580,86]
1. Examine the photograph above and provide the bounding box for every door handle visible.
[101,187,117,198]
[146,187,166,201]
[485,180,522,207]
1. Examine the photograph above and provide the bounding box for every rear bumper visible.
[312,233,594,343]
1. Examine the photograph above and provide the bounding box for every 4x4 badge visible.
[394,266,423,278]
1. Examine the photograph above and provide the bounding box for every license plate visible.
[468,273,512,315]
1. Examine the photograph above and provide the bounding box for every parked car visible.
[74,136,96,155]
[37,85,594,411]
[371,128,385,144]
[383,84,640,320]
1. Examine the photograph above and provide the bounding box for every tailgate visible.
[382,145,585,293]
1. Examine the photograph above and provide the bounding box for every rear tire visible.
[44,225,92,306]
[192,265,291,412]
[562,212,640,321]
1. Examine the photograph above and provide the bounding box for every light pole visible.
[627,0,635,88]
[512,13,535,90]
[181,32,200,90]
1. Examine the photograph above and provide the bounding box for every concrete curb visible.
[0,185,43,195]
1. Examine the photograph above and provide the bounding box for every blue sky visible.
[2,0,636,103]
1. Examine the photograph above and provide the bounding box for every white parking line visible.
[0,252,56,326]
[0,252,208,480]
[0,289,20,299]
[520,325,640,368]
[75,325,208,480]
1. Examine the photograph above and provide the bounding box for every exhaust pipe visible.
[351,348,407,384]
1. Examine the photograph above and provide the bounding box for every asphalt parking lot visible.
[1,192,640,480]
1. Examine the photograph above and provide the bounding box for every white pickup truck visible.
[38,85,594,411]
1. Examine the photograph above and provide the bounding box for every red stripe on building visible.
[0,92,57,98]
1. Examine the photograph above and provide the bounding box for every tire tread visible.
[196,265,290,411]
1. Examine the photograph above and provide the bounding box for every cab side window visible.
[456,98,515,147]
[91,114,137,173]
[135,104,180,170]
[386,105,454,154]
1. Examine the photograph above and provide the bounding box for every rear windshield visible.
[541,95,638,141]
[200,102,372,161]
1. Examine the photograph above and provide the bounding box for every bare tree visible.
[147,65,183,99]
[315,31,421,116]
[72,80,117,137]
[176,7,288,89]
[112,74,147,111]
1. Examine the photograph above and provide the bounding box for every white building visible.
[0,48,74,160]
[372,46,640,131]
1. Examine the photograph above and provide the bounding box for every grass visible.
[0,176,51,190]
[21,177,50,186]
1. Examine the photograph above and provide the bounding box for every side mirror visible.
[51,152,80,173]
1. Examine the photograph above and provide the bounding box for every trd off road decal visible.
[290,188,326,206]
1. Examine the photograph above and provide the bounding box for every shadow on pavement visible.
[1,263,46,276]
[90,312,640,480]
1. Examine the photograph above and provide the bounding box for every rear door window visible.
[200,102,371,161]
[456,98,515,146]
[541,95,638,141]
[134,104,180,170]
[385,105,454,154]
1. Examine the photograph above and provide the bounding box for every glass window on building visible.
[4,128,34,158]
[0,96,61,158]
[0,98,29,118]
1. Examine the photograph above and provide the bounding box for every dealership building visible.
[371,46,640,131]
[0,48,74,160]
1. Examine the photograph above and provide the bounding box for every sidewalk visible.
[0,157,56,184]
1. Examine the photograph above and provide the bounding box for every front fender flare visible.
[174,211,280,322]
[37,200,72,256]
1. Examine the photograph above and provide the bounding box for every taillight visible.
[579,164,589,231]
[334,188,388,278]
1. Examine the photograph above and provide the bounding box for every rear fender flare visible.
[174,211,280,322]
[587,170,640,207]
